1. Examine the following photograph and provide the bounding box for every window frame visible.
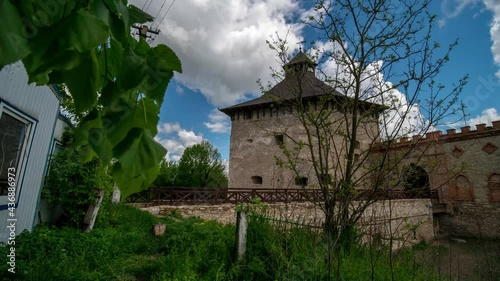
[0,102,36,207]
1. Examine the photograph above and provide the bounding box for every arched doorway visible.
[403,164,430,195]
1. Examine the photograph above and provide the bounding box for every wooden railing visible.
[125,187,439,206]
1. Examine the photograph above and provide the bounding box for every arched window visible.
[454,175,474,201]
[251,176,263,185]
[488,174,500,203]
[295,176,308,186]
[403,164,430,194]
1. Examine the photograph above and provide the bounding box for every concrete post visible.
[83,189,105,232]
[235,211,248,262]
[111,186,121,203]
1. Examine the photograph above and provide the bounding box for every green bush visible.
[43,132,113,228]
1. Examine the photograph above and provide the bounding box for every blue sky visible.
[131,0,500,162]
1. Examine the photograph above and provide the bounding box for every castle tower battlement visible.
[395,120,500,146]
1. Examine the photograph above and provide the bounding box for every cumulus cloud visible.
[130,0,304,107]
[438,0,480,27]
[155,122,204,161]
[313,40,429,138]
[443,107,500,130]
[157,122,181,134]
[204,109,231,133]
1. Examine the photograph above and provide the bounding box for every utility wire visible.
[151,0,168,28]
[144,0,153,14]
[156,0,176,29]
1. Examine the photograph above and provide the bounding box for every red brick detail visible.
[446,129,456,135]
[461,126,470,133]
[493,120,500,129]
[476,123,486,131]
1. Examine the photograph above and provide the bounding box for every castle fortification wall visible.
[142,198,433,248]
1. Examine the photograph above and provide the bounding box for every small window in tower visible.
[251,176,263,185]
[246,138,253,143]
[295,176,308,186]
[354,141,360,149]
[245,111,253,120]
[275,134,284,145]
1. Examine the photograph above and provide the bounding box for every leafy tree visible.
[262,0,468,264]
[0,0,181,198]
[177,141,228,188]
[153,159,179,187]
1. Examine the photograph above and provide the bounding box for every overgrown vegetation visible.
[0,203,465,281]
[43,131,113,228]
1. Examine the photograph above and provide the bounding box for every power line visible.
[144,0,153,14]
[141,0,150,10]
[151,0,168,29]
[156,0,176,30]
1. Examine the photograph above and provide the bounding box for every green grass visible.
[0,203,446,281]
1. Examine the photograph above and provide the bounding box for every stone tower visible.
[220,51,382,189]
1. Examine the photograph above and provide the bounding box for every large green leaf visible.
[128,4,154,24]
[141,45,182,103]
[0,0,30,66]
[112,128,166,198]
[63,10,109,52]
[112,162,160,199]
[101,96,159,147]
[64,52,100,113]
[118,45,147,90]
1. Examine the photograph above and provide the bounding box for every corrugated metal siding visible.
[0,62,59,241]
[53,117,68,142]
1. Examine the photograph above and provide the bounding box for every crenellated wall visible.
[377,121,500,238]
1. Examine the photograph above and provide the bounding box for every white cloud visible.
[130,0,304,107]
[155,122,204,161]
[483,0,500,78]
[157,122,181,134]
[439,0,480,27]
[204,109,231,133]
[178,129,204,147]
[313,40,429,138]
[444,107,500,130]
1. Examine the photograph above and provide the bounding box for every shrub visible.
[43,132,113,228]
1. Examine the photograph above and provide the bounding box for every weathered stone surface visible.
[141,199,434,249]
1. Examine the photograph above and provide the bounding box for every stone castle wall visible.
[142,198,433,248]
[385,121,500,238]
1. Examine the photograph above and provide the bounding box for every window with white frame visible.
[0,103,35,198]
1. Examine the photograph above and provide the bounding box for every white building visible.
[0,62,65,242]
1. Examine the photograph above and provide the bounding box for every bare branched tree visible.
[260,0,469,258]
